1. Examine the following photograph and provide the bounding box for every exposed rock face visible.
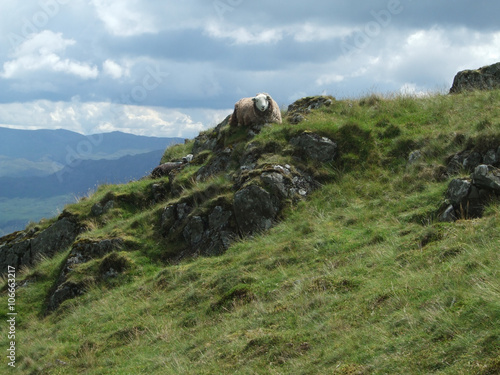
[450,62,500,93]
[290,132,337,163]
[47,238,123,311]
[160,160,318,256]
[0,216,81,276]
[233,185,280,235]
[439,165,500,221]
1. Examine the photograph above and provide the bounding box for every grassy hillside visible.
[1,90,500,374]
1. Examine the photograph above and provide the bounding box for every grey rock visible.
[463,152,482,172]
[91,203,103,216]
[177,203,192,220]
[183,216,205,246]
[196,151,232,181]
[408,150,422,165]
[439,205,457,222]
[0,217,80,276]
[233,185,279,235]
[151,182,169,203]
[471,164,500,191]
[290,132,337,163]
[208,206,232,231]
[450,62,500,93]
[446,179,471,206]
[261,172,288,199]
[48,281,86,311]
[483,149,498,165]
[103,200,114,213]
[192,115,230,155]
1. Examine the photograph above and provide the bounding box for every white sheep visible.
[229,93,282,127]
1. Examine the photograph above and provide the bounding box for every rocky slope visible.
[1,90,500,374]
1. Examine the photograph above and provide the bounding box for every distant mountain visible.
[0,149,165,199]
[0,127,183,177]
[0,127,183,234]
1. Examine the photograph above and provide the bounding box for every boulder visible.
[439,164,500,221]
[233,185,279,235]
[290,132,337,163]
[450,62,500,93]
[446,178,472,206]
[471,164,500,191]
[0,216,80,276]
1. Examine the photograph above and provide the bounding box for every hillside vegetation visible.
[1,90,500,374]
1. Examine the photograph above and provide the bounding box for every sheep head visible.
[252,93,271,112]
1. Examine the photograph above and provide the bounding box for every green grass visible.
[2,91,500,374]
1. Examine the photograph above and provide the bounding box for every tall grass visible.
[2,90,500,374]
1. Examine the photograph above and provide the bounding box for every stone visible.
[439,205,457,222]
[450,62,500,93]
[287,96,334,124]
[471,164,500,192]
[261,172,288,199]
[208,206,232,232]
[183,216,205,246]
[463,152,482,172]
[233,185,279,235]
[446,178,471,206]
[192,115,230,155]
[91,203,103,216]
[483,149,498,165]
[0,217,80,276]
[408,150,422,165]
[196,151,232,181]
[290,132,337,163]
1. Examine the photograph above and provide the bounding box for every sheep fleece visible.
[229,95,282,127]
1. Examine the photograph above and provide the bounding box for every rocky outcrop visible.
[446,146,500,175]
[156,96,340,258]
[287,96,334,124]
[233,185,279,235]
[47,238,123,311]
[450,62,500,94]
[160,159,318,256]
[0,216,81,276]
[290,132,337,163]
[439,164,500,221]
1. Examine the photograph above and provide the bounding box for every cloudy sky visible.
[0,0,499,138]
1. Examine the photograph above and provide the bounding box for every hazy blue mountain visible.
[0,127,184,235]
[0,127,182,177]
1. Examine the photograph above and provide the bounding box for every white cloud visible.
[292,23,354,42]
[316,74,344,86]
[0,100,230,138]
[90,0,159,36]
[205,23,284,45]
[102,59,130,79]
[1,30,98,79]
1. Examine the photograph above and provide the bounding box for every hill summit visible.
[1,90,500,374]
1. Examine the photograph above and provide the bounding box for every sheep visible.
[229,93,282,127]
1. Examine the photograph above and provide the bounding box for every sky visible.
[0,0,500,138]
